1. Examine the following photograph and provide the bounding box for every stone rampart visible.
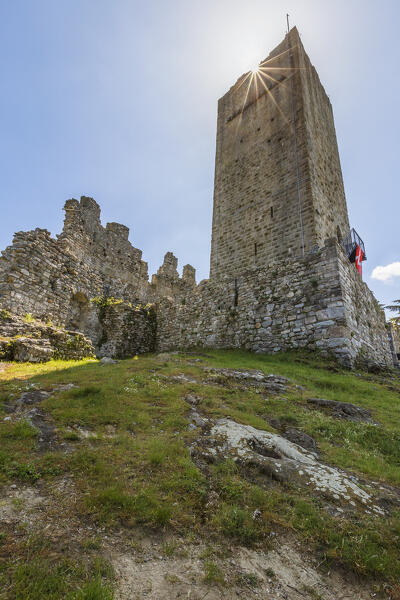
[156,239,392,368]
[0,197,192,329]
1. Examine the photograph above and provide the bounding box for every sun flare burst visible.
[235,44,302,136]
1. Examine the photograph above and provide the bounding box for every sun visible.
[250,63,260,74]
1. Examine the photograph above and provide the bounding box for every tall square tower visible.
[210,27,351,279]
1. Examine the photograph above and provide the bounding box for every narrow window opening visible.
[254,242,258,256]
[270,206,274,218]
[234,278,238,307]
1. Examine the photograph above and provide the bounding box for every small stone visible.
[99,357,119,365]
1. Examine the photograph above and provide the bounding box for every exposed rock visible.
[5,385,77,451]
[15,390,51,408]
[189,411,209,429]
[184,394,209,430]
[307,398,373,423]
[100,357,119,365]
[0,312,94,362]
[282,428,319,454]
[184,394,201,406]
[56,383,77,391]
[12,337,54,362]
[193,418,387,515]
[169,373,198,384]
[26,408,58,451]
[205,368,289,393]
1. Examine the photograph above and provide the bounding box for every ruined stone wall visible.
[91,301,157,359]
[0,197,150,325]
[210,28,351,280]
[0,196,196,332]
[335,246,391,366]
[157,239,392,368]
[0,310,94,362]
[0,197,393,367]
[149,252,196,300]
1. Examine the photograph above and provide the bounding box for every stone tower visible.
[210,27,351,279]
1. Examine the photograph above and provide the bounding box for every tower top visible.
[209,28,350,279]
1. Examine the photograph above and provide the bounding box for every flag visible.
[355,245,363,277]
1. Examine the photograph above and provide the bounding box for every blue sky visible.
[0,0,399,315]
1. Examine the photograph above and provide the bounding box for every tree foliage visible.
[386,299,400,323]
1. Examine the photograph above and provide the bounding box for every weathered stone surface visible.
[307,398,373,423]
[99,357,119,365]
[12,337,54,363]
[282,428,319,453]
[210,28,350,280]
[205,368,289,393]
[0,312,94,362]
[15,390,51,407]
[94,301,156,358]
[156,239,393,369]
[193,418,386,515]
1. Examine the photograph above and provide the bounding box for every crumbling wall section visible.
[0,310,94,362]
[0,197,150,325]
[90,300,157,358]
[149,252,196,300]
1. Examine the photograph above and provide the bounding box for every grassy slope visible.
[0,350,399,598]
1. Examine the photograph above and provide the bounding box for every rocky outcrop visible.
[204,368,289,393]
[0,311,94,362]
[307,397,373,423]
[191,418,397,516]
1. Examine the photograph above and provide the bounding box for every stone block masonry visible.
[0,196,194,329]
[210,27,350,280]
[157,239,392,369]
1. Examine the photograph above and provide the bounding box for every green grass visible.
[0,349,400,594]
[0,531,114,600]
[203,561,225,585]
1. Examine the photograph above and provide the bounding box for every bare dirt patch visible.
[111,538,375,599]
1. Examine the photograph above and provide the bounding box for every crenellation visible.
[182,264,196,286]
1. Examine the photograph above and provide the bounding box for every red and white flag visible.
[355,245,363,277]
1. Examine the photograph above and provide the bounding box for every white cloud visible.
[371,262,400,282]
